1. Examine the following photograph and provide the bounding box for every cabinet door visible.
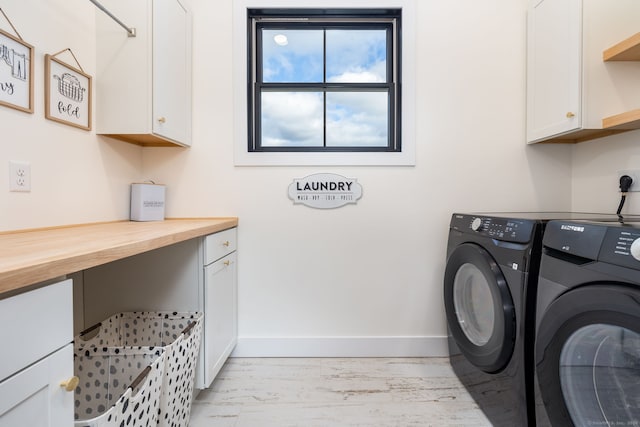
[526,0,582,143]
[0,344,74,427]
[153,0,192,145]
[202,252,237,387]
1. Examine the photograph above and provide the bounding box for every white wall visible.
[0,0,143,231]
[143,0,573,356]
[2,0,575,356]
[572,131,640,215]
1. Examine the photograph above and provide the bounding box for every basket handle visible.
[79,322,102,337]
[129,366,151,391]
[181,321,197,336]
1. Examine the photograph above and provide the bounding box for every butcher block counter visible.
[0,217,238,297]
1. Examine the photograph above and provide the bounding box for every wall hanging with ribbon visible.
[45,48,92,130]
[0,8,34,113]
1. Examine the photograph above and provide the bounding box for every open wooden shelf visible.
[536,128,631,144]
[603,32,640,61]
[598,34,640,138]
[602,109,640,130]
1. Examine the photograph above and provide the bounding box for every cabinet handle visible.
[566,112,575,118]
[60,376,80,392]
[224,260,231,266]
[223,241,230,247]
[157,117,166,123]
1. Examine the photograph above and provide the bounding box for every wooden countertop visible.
[0,218,238,297]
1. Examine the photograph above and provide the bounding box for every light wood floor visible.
[189,357,492,427]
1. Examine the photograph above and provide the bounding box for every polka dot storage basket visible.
[73,346,166,427]
[75,312,203,427]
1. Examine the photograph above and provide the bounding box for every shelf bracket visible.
[88,0,136,37]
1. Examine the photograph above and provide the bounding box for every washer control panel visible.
[600,227,640,270]
[451,214,535,243]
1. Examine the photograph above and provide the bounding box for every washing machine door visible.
[444,243,515,373]
[536,284,640,427]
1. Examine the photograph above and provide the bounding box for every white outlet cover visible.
[9,161,31,192]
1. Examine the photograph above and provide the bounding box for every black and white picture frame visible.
[0,28,33,113]
[45,54,92,130]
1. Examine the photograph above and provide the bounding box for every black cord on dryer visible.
[617,175,633,222]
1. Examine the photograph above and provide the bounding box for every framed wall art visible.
[0,10,34,113]
[45,50,92,130]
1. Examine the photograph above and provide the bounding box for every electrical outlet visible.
[9,161,31,192]
[618,170,640,192]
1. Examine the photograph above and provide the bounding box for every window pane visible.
[261,30,324,83]
[261,92,324,147]
[326,92,388,147]
[326,30,387,83]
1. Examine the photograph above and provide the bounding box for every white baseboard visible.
[230,336,449,358]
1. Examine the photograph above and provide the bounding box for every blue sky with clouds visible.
[260,28,389,147]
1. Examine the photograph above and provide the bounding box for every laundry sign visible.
[288,173,362,209]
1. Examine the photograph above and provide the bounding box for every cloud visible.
[326,92,388,147]
[261,92,324,146]
[327,60,387,83]
[261,91,388,147]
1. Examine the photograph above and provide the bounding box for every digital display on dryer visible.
[469,217,534,243]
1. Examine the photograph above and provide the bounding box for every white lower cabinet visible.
[82,227,238,390]
[203,251,237,386]
[0,344,74,427]
[0,279,74,427]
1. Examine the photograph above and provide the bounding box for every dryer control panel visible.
[450,214,535,243]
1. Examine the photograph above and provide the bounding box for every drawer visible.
[0,279,73,382]
[204,227,237,265]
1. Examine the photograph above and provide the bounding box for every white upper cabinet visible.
[526,0,640,144]
[526,0,582,143]
[96,0,192,147]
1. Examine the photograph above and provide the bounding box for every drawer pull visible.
[223,241,230,247]
[566,111,575,118]
[60,376,80,392]
[157,116,166,123]
[224,260,231,266]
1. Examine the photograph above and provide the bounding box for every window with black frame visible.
[247,9,401,153]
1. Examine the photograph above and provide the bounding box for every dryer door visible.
[444,243,515,373]
[536,284,640,427]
